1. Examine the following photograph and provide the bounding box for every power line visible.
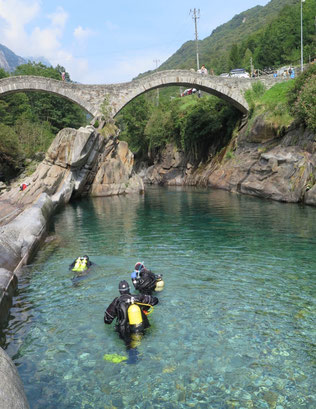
[190,8,200,71]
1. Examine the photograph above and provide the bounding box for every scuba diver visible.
[69,256,94,286]
[131,261,164,295]
[104,280,158,363]
[69,255,93,272]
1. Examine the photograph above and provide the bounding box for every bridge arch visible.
[111,71,252,116]
[0,71,283,119]
[0,76,97,116]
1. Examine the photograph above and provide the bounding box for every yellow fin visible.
[103,353,127,363]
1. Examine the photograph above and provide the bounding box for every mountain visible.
[25,56,52,67]
[0,44,52,72]
[0,43,26,72]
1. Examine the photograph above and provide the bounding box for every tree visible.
[0,68,9,79]
[229,44,242,69]
[242,48,254,74]
[118,95,153,156]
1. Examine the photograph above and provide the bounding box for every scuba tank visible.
[155,275,164,292]
[127,297,143,327]
[127,297,143,326]
[72,258,87,272]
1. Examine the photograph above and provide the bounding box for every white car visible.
[229,69,250,78]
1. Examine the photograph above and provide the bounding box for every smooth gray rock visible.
[0,268,17,324]
[0,347,30,409]
[0,193,54,272]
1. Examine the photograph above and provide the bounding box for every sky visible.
[0,0,270,84]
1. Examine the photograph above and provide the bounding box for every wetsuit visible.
[104,292,158,339]
[132,267,161,295]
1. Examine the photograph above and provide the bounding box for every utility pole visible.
[301,0,305,73]
[153,59,160,106]
[190,8,200,71]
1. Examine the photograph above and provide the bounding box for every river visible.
[1,186,315,409]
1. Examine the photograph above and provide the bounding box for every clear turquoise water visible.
[1,186,315,409]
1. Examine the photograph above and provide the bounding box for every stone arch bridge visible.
[0,70,283,118]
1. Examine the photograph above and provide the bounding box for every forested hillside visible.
[139,0,315,76]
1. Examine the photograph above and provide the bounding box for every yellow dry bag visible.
[128,303,143,326]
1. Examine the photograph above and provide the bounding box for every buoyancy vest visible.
[72,258,88,272]
[115,295,148,336]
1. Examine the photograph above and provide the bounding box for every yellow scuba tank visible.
[72,258,81,272]
[72,258,87,272]
[155,278,164,292]
[128,303,143,326]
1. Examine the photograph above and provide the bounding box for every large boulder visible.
[3,125,143,207]
[90,139,144,196]
[141,144,186,185]
[0,347,30,409]
[0,193,54,272]
[241,114,283,144]
[4,126,103,207]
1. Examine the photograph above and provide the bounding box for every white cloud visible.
[0,0,90,80]
[0,0,40,50]
[48,6,68,28]
[74,25,94,41]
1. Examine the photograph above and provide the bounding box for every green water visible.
[1,187,315,409]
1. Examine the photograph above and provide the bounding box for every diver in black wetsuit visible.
[104,280,158,363]
[131,262,164,295]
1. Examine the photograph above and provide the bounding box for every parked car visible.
[181,88,197,97]
[229,68,250,78]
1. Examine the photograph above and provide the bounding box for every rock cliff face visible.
[4,125,143,208]
[140,118,316,206]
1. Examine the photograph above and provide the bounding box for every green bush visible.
[294,75,316,132]
[288,65,316,131]
[0,123,21,157]
[245,81,266,113]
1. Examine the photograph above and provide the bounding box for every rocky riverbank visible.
[0,124,143,321]
[0,124,144,409]
[139,116,316,206]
